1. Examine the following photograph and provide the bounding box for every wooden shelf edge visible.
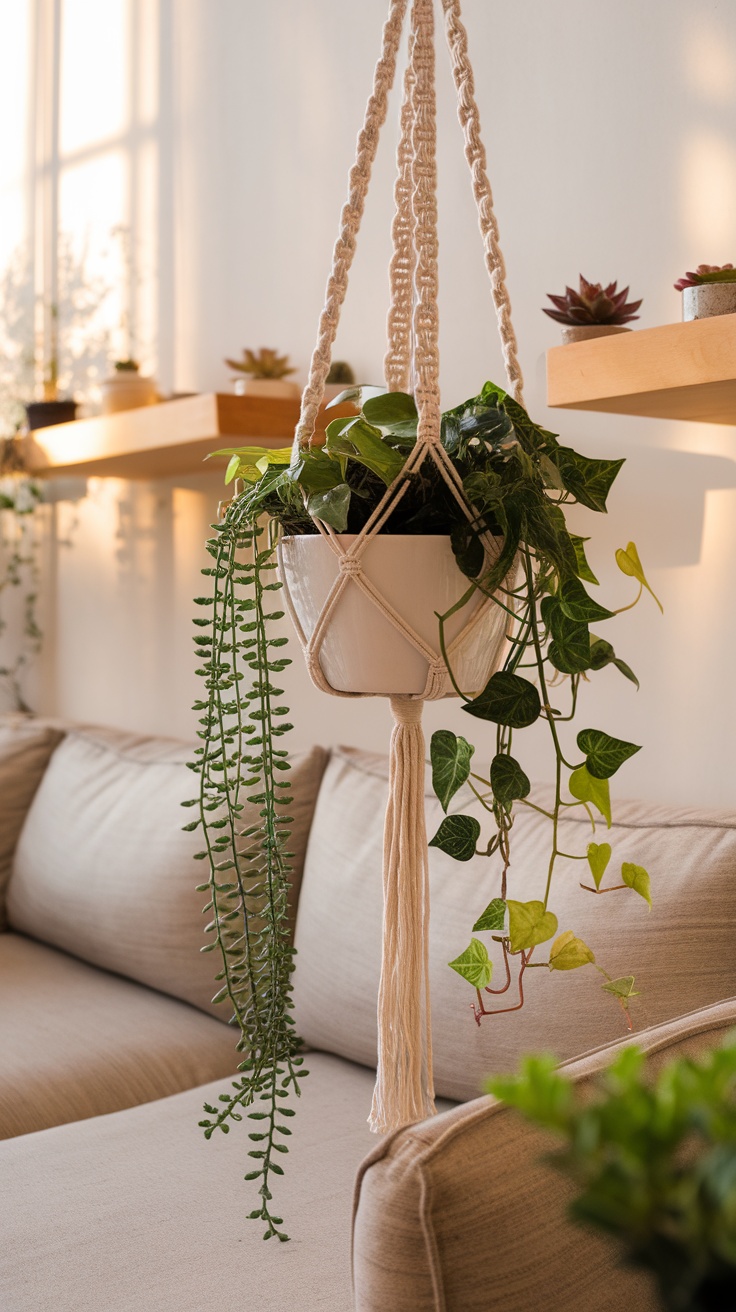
[546,315,736,424]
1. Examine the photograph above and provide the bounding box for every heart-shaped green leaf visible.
[570,535,599,585]
[490,753,531,805]
[587,841,612,889]
[448,938,493,989]
[577,728,641,780]
[472,897,506,933]
[602,975,640,1000]
[362,391,418,427]
[429,814,480,862]
[548,931,595,971]
[569,765,612,828]
[553,447,625,513]
[589,637,640,690]
[430,730,475,813]
[507,900,558,953]
[615,541,663,613]
[306,483,351,532]
[621,862,652,908]
[557,577,614,624]
[463,672,541,728]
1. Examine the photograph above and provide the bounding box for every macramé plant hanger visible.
[193,0,659,1242]
[279,0,529,1133]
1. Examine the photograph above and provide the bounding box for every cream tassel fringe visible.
[369,695,436,1134]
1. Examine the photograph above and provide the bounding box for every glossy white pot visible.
[278,533,511,697]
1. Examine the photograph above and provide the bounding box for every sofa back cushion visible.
[0,717,64,931]
[7,728,328,1019]
[291,747,736,1101]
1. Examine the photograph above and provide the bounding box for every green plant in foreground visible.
[488,1035,736,1312]
[196,379,660,1235]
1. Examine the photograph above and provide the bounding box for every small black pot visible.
[25,400,78,431]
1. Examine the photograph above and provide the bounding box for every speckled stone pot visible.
[682,283,736,321]
[560,324,632,346]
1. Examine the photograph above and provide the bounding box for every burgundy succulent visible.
[674,263,736,291]
[543,276,642,327]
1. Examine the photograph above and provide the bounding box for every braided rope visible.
[294,0,409,454]
[410,0,441,445]
[384,33,417,393]
[440,0,525,404]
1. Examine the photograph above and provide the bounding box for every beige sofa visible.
[1,718,735,1311]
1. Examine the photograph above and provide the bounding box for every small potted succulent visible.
[675,265,736,322]
[323,359,356,403]
[99,360,158,415]
[544,276,642,345]
[225,347,300,400]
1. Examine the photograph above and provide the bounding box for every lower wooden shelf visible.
[546,314,736,424]
[24,392,342,479]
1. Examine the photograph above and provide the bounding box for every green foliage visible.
[448,938,493,988]
[487,1035,736,1312]
[429,813,481,862]
[507,900,558,953]
[189,508,304,1242]
[430,730,474,812]
[0,465,43,711]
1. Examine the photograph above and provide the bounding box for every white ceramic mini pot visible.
[100,371,158,414]
[278,533,511,697]
[560,324,632,346]
[682,283,736,321]
[233,378,301,400]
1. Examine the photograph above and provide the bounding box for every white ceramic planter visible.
[560,324,632,346]
[100,373,158,414]
[233,378,301,400]
[682,283,736,321]
[278,533,511,697]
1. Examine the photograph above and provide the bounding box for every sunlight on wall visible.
[0,4,30,261]
[685,26,736,106]
[681,132,736,252]
[60,0,127,155]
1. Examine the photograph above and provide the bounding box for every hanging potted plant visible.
[225,347,301,400]
[675,264,736,321]
[544,275,643,344]
[188,0,660,1243]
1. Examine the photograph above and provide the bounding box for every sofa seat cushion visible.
[6,728,328,1019]
[0,933,241,1138]
[0,1051,452,1312]
[353,997,736,1312]
[292,747,736,1102]
[0,716,64,930]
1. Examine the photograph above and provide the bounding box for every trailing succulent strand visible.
[186,503,306,1242]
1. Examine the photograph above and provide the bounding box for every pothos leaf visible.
[587,841,612,889]
[306,484,351,532]
[429,814,481,862]
[589,637,640,690]
[553,447,625,513]
[490,753,531,805]
[616,542,663,613]
[570,535,599,585]
[569,765,612,828]
[450,522,485,579]
[472,897,507,933]
[430,730,475,813]
[602,975,640,1000]
[557,576,614,624]
[507,900,558,953]
[576,728,641,780]
[621,862,652,908]
[361,391,417,427]
[548,931,596,971]
[463,672,541,729]
[448,938,493,988]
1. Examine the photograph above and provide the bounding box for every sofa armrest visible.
[352,997,736,1312]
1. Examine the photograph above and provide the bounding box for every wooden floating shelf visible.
[24,392,343,480]
[546,314,736,425]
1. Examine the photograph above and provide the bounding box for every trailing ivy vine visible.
[0,440,43,711]
[196,379,659,1236]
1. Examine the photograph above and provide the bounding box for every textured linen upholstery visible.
[7,729,328,1019]
[292,747,736,1101]
[0,933,241,1137]
[353,997,736,1312]
[0,1052,449,1312]
[0,717,64,930]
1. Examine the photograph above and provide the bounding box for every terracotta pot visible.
[560,324,632,346]
[25,400,78,431]
[682,283,736,321]
[277,533,511,697]
[233,378,301,400]
[100,371,158,414]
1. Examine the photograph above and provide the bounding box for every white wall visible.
[8,0,736,808]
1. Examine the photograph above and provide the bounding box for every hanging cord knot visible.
[338,555,363,577]
[423,657,448,700]
[389,694,424,726]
